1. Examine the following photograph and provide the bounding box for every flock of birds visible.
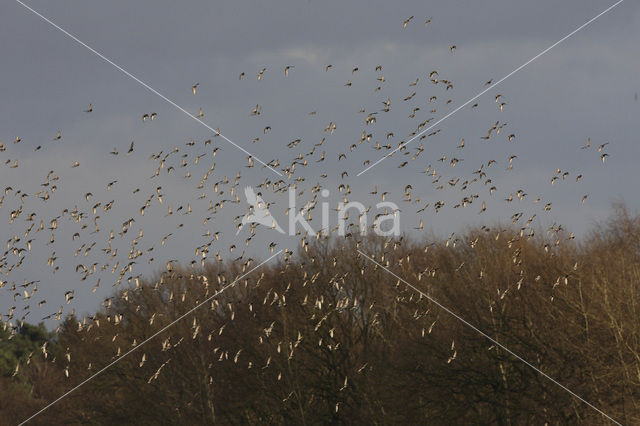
[1,14,614,398]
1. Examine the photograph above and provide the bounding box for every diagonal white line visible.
[356,249,622,425]
[13,0,283,177]
[357,0,625,176]
[18,250,283,425]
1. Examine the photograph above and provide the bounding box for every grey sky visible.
[0,0,638,326]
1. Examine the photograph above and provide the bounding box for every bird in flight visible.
[403,16,414,28]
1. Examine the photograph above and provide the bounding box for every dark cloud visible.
[0,0,638,324]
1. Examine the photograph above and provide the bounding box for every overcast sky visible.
[1,0,638,326]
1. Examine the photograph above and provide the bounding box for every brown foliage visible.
[7,205,640,425]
